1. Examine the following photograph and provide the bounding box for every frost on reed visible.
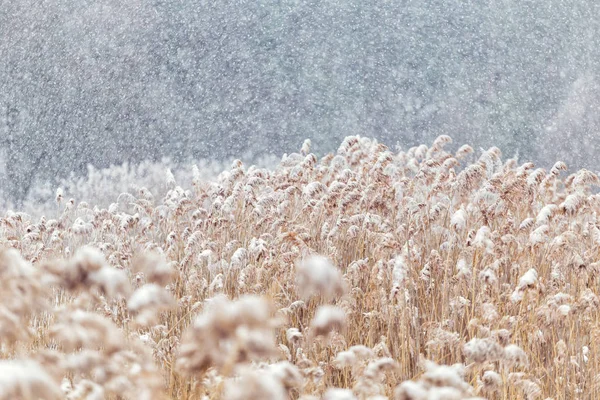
[311,305,346,337]
[296,255,344,300]
[0,359,63,400]
[394,359,481,400]
[1,135,600,399]
[177,295,277,375]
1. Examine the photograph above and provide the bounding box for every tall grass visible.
[0,135,596,399]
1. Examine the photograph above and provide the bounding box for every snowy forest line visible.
[2,0,600,202]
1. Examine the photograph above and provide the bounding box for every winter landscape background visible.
[2,2,600,399]
[2,1,600,206]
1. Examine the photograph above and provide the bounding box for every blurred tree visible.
[2,0,600,203]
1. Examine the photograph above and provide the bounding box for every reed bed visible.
[0,135,597,399]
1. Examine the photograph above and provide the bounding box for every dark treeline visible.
[2,1,600,201]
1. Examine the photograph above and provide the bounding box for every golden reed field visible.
[0,135,598,399]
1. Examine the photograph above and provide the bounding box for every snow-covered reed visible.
[0,135,596,399]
